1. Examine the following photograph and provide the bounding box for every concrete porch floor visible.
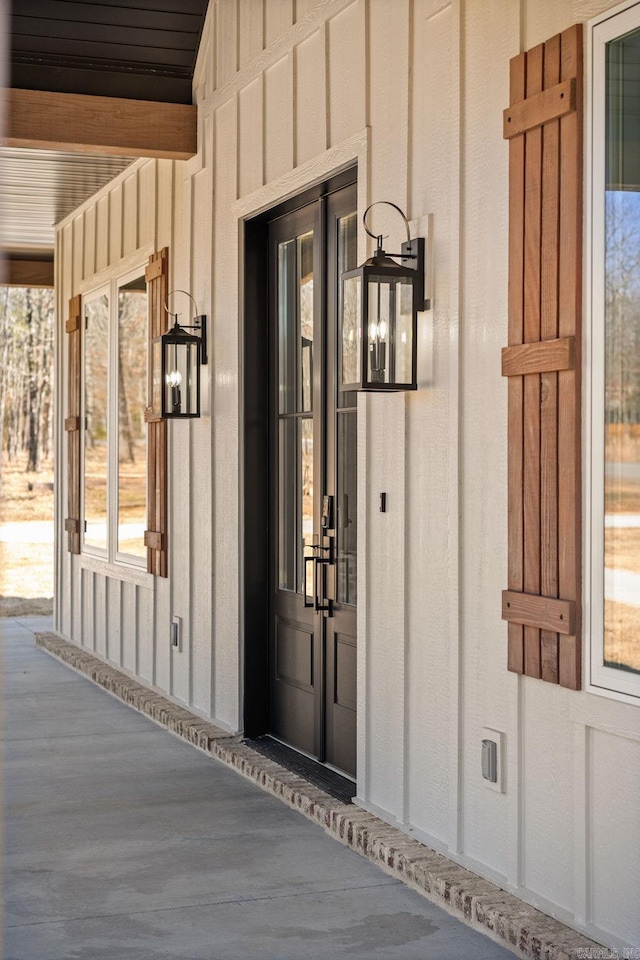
[3,616,516,960]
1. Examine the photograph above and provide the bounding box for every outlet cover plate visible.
[480,727,505,794]
[171,615,182,651]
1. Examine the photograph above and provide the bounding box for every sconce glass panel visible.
[163,338,199,418]
[397,280,415,384]
[341,274,362,387]
[340,265,418,392]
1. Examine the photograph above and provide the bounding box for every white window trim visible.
[587,0,640,703]
[81,282,110,562]
[81,263,148,572]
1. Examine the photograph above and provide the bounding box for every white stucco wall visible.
[54,0,640,949]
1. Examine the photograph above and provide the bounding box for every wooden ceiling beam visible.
[3,89,197,161]
[2,258,55,288]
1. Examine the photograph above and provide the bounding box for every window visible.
[590,2,640,699]
[82,268,147,565]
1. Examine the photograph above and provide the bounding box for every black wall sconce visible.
[340,202,428,392]
[150,290,207,419]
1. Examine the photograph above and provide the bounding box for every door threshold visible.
[243,736,355,804]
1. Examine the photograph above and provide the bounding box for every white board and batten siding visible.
[53,0,640,950]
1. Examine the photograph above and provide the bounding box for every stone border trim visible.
[35,633,602,960]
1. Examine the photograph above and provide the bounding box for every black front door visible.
[268,184,358,777]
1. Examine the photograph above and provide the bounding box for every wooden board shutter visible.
[65,294,82,554]
[144,248,169,577]
[501,25,582,689]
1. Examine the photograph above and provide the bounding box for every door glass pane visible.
[117,276,147,560]
[278,232,314,415]
[300,417,314,594]
[278,417,296,591]
[278,416,315,595]
[299,232,314,413]
[278,239,297,414]
[338,213,358,407]
[337,410,357,605]
[84,293,109,551]
[604,28,640,674]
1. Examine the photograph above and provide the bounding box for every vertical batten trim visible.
[398,0,411,828]
[105,192,111,272]
[508,2,525,891]
[152,580,157,687]
[209,110,218,723]
[363,0,371,131]
[325,12,333,147]
[447,0,464,856]
[134,168,140,252]
[91,571,97,652]
[291,46,298,169]
[188,171,196,709]
[406,0,415,217]
[119,580,124,666]
[235,0,241,77]
[516,674,524,886]
[359,392,371,805]
[574,722,589,927]
[153,160,159,250]
[260,72,267,188]
[235,89,242,200]
[134,584,140,678]
[319,21,329,153]
[214,1,221,90]
[54,233,62,632]
[210,0,218,93]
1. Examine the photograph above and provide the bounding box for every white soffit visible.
[0,146,134,251]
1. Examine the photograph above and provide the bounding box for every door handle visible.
[314,556,333,616]
[304,554,333,615]
[303,555,315,608]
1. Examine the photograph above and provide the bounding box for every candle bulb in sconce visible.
[166,369,182,413]
[368,319,388,382]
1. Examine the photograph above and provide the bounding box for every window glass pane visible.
[337,410,357,605]
[117,276,147,560]
[84,293,109,551]
[604,28,640,675]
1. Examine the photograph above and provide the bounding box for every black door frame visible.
[242,166,357,738]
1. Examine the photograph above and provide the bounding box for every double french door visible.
[268,183,358,777]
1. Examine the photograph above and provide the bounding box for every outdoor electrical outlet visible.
[171,616,181,650]
[482,740,497,782]
[480,727,505,794]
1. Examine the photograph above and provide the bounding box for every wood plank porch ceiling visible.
[2,0,210,256]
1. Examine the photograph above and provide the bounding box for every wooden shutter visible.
[65,294,82,554]
[501,25,582,689]
[144,248,169,578]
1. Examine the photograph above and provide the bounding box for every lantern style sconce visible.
[151,291,207,419]
[340,202,428,392]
